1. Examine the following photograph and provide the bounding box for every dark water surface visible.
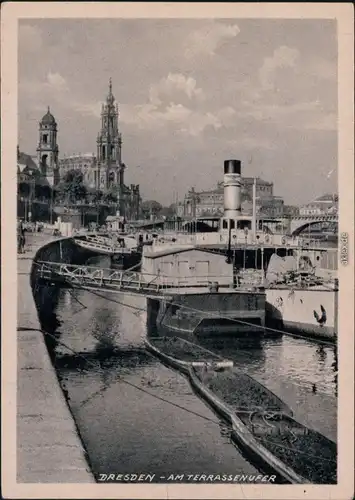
[51,283,337,481]
[196,335,337,397]
[52,289,262,481]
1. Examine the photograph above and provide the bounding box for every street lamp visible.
[96,191,100,226]
[50,183,54,225]
[27,170,34,223]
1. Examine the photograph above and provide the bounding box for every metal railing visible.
[36,261,264,295]
[267,272,338,290]
[73,235,135,254]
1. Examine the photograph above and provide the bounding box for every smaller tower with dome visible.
[36,106,59,186]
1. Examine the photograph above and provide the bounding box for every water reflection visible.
[32,276,337,479]
[44,288,260,480]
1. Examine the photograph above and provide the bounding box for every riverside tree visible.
[141,200,163,219]
[55,169,87,204]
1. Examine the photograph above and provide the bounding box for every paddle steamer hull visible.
[265,287,337,340]
[147,290,266,338]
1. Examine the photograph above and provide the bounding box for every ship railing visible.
[154,231,328,249]
[74,236,134,254]
[267,274,338,290]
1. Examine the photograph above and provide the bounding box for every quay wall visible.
[30,237,90,335]
[18,233,94,482]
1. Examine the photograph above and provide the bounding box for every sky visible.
[18,18,338,206]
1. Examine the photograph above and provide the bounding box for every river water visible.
[49,284,337,482]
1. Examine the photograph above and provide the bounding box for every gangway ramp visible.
[36,261,237,298]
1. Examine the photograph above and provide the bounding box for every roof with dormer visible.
[17,152,39,173]
[17,149,49,186]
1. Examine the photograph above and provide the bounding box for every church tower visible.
[95,78,125,195]
[36,106,59,186]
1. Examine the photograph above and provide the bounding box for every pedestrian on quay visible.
[17,232,22,253]
[21,227,26,253]
[17,226,26,253]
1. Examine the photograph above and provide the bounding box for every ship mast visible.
[252,177,257,241]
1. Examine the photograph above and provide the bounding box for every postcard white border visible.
[2,2,354,499]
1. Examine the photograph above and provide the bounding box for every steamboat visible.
[142,159,338,341]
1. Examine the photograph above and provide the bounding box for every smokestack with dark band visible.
[223,159,242,218]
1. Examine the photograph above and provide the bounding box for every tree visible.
[18,182,29,198]
[55,169,87,204]
[102,191,117,205]
[141,200,163,219]
[102,186,118,205]
[159,204,176,218]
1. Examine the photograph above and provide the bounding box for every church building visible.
[57,79,141,219]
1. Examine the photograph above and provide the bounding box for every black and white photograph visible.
[2,2,354,499]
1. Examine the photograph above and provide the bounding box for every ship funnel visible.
[223,159,242,218]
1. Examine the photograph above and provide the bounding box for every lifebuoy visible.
[233,234,237,239]
[281,236,286,245]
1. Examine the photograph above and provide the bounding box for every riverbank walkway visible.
[17,231,94,482]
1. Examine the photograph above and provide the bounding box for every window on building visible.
[43,134,48,144]
[222,219,228,229]
[108,172,115,187]
[230,219,235,229]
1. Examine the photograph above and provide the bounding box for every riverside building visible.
[177,177,284,218]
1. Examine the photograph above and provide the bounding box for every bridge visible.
[149,215,338,237]
[249,215,338,236]
[288,215,338,236]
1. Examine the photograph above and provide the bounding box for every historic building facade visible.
[177,177,283,218]
[59,153,97,188]
[57,79,141,219]
[17,147,49,194]
[36,107,60,186]
[299,194,338,216]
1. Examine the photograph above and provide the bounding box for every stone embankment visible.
[17,231,94,482]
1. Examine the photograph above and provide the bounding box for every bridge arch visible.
[291,219,338,236]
